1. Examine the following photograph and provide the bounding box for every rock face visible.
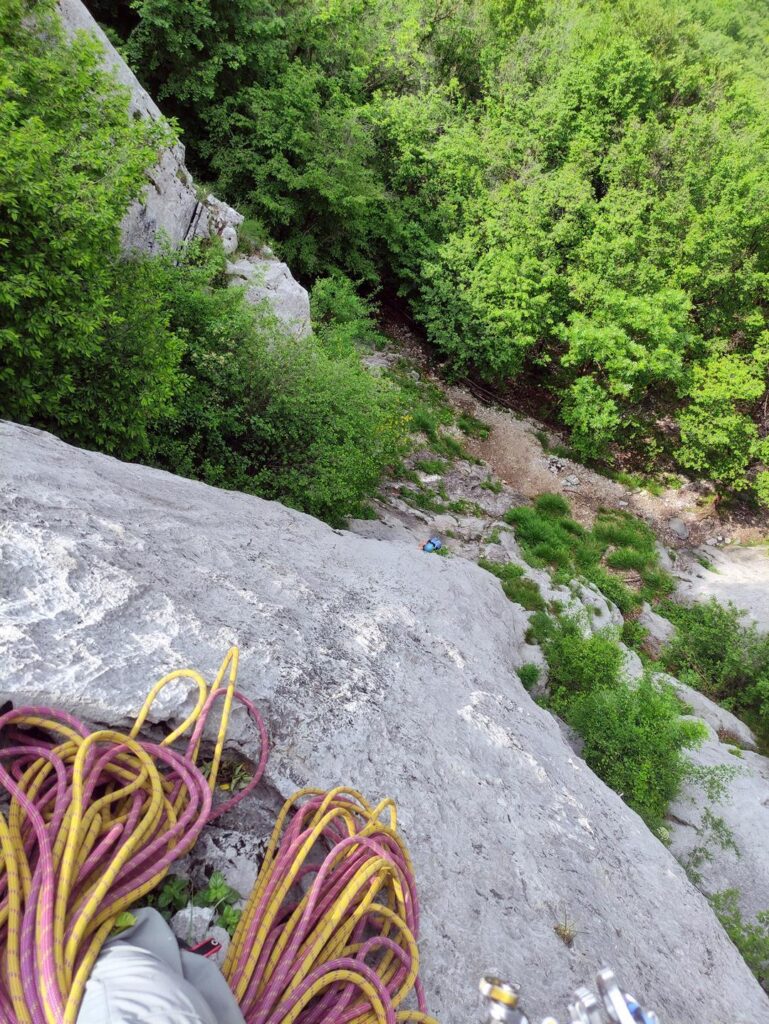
[669,728,769,921]
[2,421,768,1023]
[675,544,769,631]
[57,0,311,338]
[227,255,311,339]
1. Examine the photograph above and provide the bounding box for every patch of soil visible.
[378,308,769,549]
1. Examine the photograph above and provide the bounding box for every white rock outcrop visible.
[675,544,769,631]
[227,256,312,339]
[57,0,311,338]
[2,421,768,1023]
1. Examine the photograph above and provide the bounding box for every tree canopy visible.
[90,0,769,503]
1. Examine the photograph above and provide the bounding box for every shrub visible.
[478,559,545,612]
[566,675,706,829]
[710,890,769,993]
[661,598,769,739]
[538,615,704,828]
[543,617,624,698]
[0,0,174,455]
[310,273,382,356]
[148,246,408,525]
[518,663,541,691]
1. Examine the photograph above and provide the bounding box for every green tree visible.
[676,351,769,494]
[0,0,174,456]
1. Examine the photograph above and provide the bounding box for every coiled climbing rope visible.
[0,649,437,1024]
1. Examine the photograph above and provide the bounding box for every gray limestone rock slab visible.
[170,905,215,947]
[58,0,311,338]
[669,733,769,921]
[227,257,311,339]
[1,422,768,1023]
[654,672,758,751]
[675,545,769,632]
[636,602,675,658]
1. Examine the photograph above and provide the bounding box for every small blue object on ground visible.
[422,537,442,552]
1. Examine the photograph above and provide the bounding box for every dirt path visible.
[380,314,767,549]
[445,384,720,548]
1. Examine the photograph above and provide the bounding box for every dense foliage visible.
[147,247,406,524]
[536,614,705,830]
[94,0,769,502]
[0,0,173,456]
[0,2,406,524]
[661,597,769,743]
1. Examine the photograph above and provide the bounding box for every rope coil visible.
[0,650,437,1024]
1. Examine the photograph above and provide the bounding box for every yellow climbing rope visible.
[0,649,438,1024]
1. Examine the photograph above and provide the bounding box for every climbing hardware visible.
[479,970,660,1024]
[0,649,436,1024]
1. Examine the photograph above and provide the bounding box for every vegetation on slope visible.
[92,0,769,505]
[660,598,769,746]
[0,1,407,525]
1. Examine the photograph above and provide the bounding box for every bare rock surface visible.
[2,421,769,1022]
[659,673,759,751]
[669,730,769,921]
[226,256,311,339]
[636,601,675,658]
[675,544,769,632]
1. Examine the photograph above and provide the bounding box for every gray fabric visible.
[76,908,246,1024]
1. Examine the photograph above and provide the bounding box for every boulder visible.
[655,672,759,751]
[226,257,311,339]
[636,601,675,658]
[1,422,768,1023]
[668,517,690,540]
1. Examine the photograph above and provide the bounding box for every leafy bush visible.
[710,890,769,993]
[566,677,706,830]
[478,559,545,612]
[518,663,541,691]
[542,617,624,697]
[148,247,408,525]
[310,274,382,357]
[661,599,769,740]
[0,0,174,456]
[538,614,704,828]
